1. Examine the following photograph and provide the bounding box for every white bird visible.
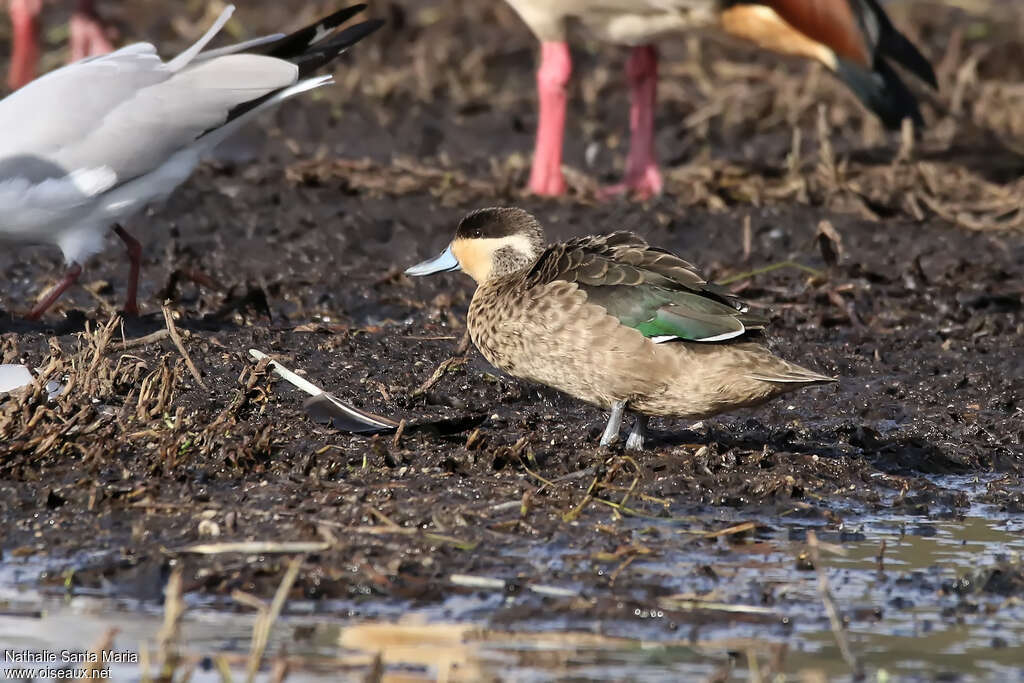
[0,3,383,319]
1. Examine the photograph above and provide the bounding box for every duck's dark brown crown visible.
[456,207,544,242]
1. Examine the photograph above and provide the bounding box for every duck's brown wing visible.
[524,232,766,343]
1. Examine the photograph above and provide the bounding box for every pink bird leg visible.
[602,44,664,199]
[528,41,571,196]
[7,0,42,90]
[69,0,112,61]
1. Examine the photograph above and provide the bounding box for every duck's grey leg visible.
[599,400,626,447]
[625,414,649,451]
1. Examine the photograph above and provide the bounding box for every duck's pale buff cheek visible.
[452,239,493,283]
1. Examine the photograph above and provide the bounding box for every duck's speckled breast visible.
[468,277,665,410]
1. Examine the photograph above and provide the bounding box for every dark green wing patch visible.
[525,232,766,343]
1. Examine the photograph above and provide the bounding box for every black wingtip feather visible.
[207,9,383,137]
[879,26,938,90]
[255,4,371,59]
[862,0,938,90]
[835,57,924,130]
[292,19,385,78]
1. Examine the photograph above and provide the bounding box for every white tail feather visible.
[196,75,333,150]
[194,33,286,62]
[167,5,236,71]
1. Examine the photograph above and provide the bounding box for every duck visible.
[7,0,114,91]
[405,207,835,449]
[0,4,382,319]
[502,0,938,197]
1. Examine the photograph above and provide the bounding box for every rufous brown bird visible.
[503,0,937,198]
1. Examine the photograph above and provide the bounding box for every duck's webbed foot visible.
[599,400,626,447]
[625,414,649,451]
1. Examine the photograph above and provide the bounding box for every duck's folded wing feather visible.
[526,232,766,343]
[584,282,754,342]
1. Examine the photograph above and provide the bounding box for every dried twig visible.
[807,531,862,677]
[120,329,170,350]
[411,356,466,398]
[717,260,824,286]
[81,314,120,391]
[156,566,185,680]
[562,474,600,522]
[176,541,330,555]
[246,555,303,683]
[449,573,579,598]
[162,305,207,389]
[391,418,407,448]
[741,214,752,262]
[701,521,756,539]
[74,628,118,682]
[658,597,778,615]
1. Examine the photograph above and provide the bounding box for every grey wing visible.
[77,54,298,182]
[0,54,298,185]
[0,5,297,190]
[0,45,167,218]
[0,44,169,164]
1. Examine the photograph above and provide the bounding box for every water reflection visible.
[0,510,1021,682]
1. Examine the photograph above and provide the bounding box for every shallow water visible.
[2,497,1022,682]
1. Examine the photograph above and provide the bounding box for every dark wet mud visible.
[0,0,1022,680]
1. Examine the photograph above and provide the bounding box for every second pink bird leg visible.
[528,41,571,196]
[70,0,113,61]
[603,44,663,199]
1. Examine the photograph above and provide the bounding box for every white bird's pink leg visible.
[528,41,571,197]
[602,44,663,199]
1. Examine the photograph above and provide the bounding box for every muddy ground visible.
[0,0,1022,679]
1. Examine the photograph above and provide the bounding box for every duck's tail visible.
[746,358,837,386]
